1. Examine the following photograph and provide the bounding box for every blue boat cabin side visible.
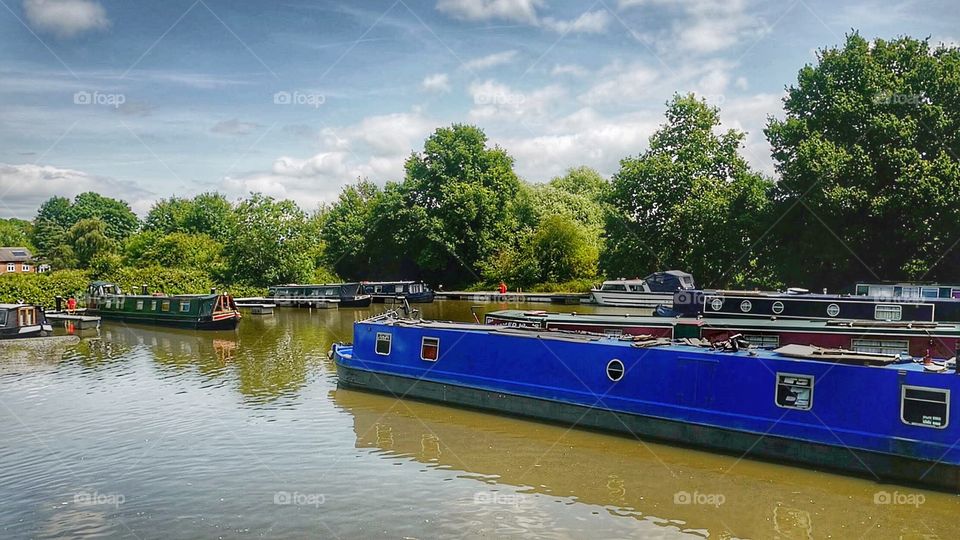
[334,319,960,489]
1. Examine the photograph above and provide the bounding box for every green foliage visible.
[125,232,224,271]
[321,179,382,278]
[602,93,774,288]
[403,124,524,284]
[0,218,34,250]
[533,215,599,282]
[145,193,236,241]
[102,266,216,296]
[0,269,90,307]
[766,33,960,288]
[70,192,140,241]
[226,193,316,286]
[67,218,115,268]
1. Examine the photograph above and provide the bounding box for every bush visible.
[0,269,91,307]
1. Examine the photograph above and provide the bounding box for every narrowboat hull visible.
[338,296,373,308]
[370,291,435,303]
[337,362,960,490]
[0,324,47,339]
[91,310,240,330]
[334,319,960,491]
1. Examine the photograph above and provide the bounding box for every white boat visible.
[590,271,696,308]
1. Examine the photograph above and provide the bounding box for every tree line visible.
[4,33,960,299]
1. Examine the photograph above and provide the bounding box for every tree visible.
[766,33,960,288]
[66,218,114,268]
[321,180,382,278]
[226,193,315,286]
[0,218,34,249]
[70,192,140,241]
[532,215,599,282]
[32,196,72,254]
[602,94,773,288]
[402,124,524,285]
[144,197,192,233]
[182,193,235,241]
[126,232,224,271]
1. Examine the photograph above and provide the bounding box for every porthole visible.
[710,298,723,311]
[606,359,625,382]
[826,303,840,317]
[772,301,784,315]
[740,300,752,313]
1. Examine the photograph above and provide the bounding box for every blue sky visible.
[1,0,957,217]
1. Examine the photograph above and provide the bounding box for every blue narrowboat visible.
[361,281,435,303]
[333,314,960,491]
[267,283,372,308]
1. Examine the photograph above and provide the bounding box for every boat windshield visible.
[601,283,627,291]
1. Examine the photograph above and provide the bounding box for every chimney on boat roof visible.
[211,287,217,294]
[141,285,148,295]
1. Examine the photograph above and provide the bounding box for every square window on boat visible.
[851,338,909,356]
[136,300,144,310]
[901,386,949,429]
[743,334,779,348]
[604,329,623,338]
[874,304,902,321]
[180,302,190,312]
[105,299,112,309]
[776,373,813,410]
[421,337,440,361]
[375,332,392,355]
[161,301,170,312]
[151,301,157,311]
[374,285,383,293]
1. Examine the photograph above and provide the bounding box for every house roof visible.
[0,247,32,262]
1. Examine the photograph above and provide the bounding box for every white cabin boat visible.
[590,271,695,308]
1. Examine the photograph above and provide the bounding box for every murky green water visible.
[1,300,957,538]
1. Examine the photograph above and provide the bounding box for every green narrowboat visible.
[86,281,241,330]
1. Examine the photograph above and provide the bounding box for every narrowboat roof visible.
[0,303,38,309]
[361,280,421,285]
[707,289,949,304]
[486,309,960,334]
[363,317,954,369]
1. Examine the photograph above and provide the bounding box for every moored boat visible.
[485,309,960,357]
[267,283,371,307]
[675,289,960,322]
[590,270,695,307]
[85,282,241,330]
[333,313,960,491]
[0,303,53,339]
[361,281,435,303]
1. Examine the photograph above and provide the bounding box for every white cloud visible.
[620,0,769,55]
[0,163,152,218]
[551,63,589,77]
[578,62,661,106]
[421,73,451,93]
[211,119,261,136]
[23,0,109,38]
[542,9,611,34]
[468,79,565,121]
[221,111,438,211]
[435,0,542,24]
[463,50,518,71]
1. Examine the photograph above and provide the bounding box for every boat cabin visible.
[599,271,695,293]
[855,282,960,300]
[0,303,52,339]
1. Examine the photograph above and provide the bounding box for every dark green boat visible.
[86,282,241,330]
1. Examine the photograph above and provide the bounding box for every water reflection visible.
[333,387,960,539]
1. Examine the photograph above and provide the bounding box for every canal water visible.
[1,300,957,539]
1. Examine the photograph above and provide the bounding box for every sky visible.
[0,0,957,218]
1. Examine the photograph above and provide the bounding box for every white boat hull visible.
[589,290,674,307]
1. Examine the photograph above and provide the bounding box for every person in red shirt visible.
[498,281,507,294]
[66,296,77,314]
